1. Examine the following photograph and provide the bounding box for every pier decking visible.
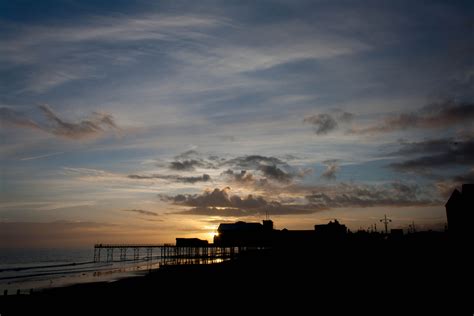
[93,244,253,265]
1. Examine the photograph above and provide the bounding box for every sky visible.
[1,0,473,248]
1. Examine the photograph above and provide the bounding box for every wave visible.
[0,260,95,273]
[0,258,159,282]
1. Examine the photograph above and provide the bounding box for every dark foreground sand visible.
[1,240,472,314]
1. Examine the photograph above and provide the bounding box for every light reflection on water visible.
[0,248,227,293]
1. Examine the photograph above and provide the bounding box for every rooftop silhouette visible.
[446,183,474,239]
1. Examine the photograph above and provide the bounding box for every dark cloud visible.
[337,111,354,122]
[394,138,457,155]
[123,209,159,216]
[321,160,339,180]
[161,187,317,216]
[161,181,437,217]
[259,164,293,183]
[0,105,118,139]
[178,205,315,217]
[222,156,311,186]
[303,114,338,135]
[180,174,211,183]
[306,182,438,208]
[224,155,297,183]
[222,169,255,183]
[225,155,286,169]
[303,111,354,135]
[164,187,235,207]
[38,104,118,139]
[353,100,474,134]
[169,151,218,171]
[169,159,203,171]
[389,137,474,172]
[128,173,211,183]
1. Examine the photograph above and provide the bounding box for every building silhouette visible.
[445,184,474,238]
[214,219,351,246]
[176,238,209,247]
[214,220,274,246]
[314,219,347,239]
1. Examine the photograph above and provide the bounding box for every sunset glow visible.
[1,0,473,248]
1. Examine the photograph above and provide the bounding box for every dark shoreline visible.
[1,243,472,314]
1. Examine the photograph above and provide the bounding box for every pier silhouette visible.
[1,185,473,314]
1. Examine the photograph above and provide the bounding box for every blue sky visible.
[1,0,473,247]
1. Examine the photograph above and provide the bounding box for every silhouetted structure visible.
[390,229,403,239]
[93,243,238,265]
[176,238,209,247]
[278,229,316,246]
[379,214,392,234]
[5,192,474,314]
[214,220,274,246]
[314,219,347,239]
[445,184,474,238]
[262,219,274,230]
[214,219,351,246]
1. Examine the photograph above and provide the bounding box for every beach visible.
[1,241,471,314]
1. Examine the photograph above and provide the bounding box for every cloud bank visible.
[389,136,474,172]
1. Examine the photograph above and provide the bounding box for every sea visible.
[0,248,162,294]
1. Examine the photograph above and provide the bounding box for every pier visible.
[93,244,252,265]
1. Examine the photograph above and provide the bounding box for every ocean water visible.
[0,248,161,294]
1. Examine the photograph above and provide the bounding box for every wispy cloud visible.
[175,20,370,74]
[128,173,211,183]
[305,182,439,208]
[0,200,96,212]
[20,151,65,161]
[1,1,470,236]
[0,105,119,139]
[453,168,474,183]
[352,100,474,134]
[0,14,226,92]
[2,14,224,60]
[321,159,339,180]
[39,104,118,139]
[435,168,474,198]
[123,209,159,217]
[0,107,41,130]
